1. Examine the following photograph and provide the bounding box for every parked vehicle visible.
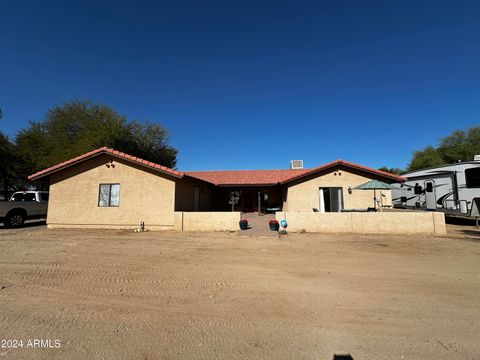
[392,156,480,218]
[0,191,49,228]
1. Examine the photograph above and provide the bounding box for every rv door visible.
[424,180,436,210]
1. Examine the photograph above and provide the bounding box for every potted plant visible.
[269,220,279,231]
[239,219,249,230]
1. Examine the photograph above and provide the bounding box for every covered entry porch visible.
[213,185,285,213]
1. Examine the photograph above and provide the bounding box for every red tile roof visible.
[186,160,404,186]
[28,147,184,181]
[278,159,405,184]
[28,147,405,184]
[185,169,311,186]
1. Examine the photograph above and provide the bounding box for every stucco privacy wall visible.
[284,167,393,211]
[47,154,176,230]
[276,211,447,235]
[174,212,241,231]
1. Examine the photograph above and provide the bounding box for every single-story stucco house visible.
[28,147,404,230]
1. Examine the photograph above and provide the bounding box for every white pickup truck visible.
[0,191,49,228]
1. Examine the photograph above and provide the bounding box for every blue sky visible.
[1,0,479,171]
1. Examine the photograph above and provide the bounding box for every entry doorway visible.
[319,187,343,212]
[242,189,256,212]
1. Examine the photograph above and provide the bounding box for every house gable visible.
[283,165,396,212]
[47,153,177,228]
[28,147,183,181]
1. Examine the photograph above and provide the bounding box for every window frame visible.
[98,183,121,207]
[425,182,434,193]
[465,167,480,188]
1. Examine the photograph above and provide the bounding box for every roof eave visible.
[28,152,103,181]
[217,183,278,187]
[28,148,184,181]
[280,161,405,184]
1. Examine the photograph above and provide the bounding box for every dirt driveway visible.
[0,228,479,360]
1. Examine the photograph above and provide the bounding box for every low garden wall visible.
[174,212,242,232]
[275,211,446,235]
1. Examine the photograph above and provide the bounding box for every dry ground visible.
[0,226,479,360]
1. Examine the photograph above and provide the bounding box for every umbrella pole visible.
[380,191,383,212]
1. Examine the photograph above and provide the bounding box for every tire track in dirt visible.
[7,274,277,301]
[3,228,479,359]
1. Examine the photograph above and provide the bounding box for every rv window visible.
[465,167,480,188]
[414,184,423,195]
[425,182,433,193]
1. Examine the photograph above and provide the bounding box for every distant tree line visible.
[378,126,480,175]
[0,100,177,199]
[1,99,479,199]
[406,127,480,171]
[377,166,403,175]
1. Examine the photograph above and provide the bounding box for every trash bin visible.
[269,220,279,231]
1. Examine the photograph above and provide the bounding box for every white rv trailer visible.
[392,156,480,218]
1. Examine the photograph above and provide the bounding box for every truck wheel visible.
[6,211,25,228]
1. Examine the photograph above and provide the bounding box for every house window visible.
[98,184,120,207]
[466,167,480,188]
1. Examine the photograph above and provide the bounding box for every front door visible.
[242,190,256,212]
[319,187,343,212]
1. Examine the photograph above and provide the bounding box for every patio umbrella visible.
[354,180,394,211]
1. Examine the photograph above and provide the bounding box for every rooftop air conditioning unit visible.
[290,160,304,169]
[474,155,480,161]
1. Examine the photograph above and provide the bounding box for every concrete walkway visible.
[238,212,278,236]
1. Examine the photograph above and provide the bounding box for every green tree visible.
[407,146,445,171]
[16,100,177,180]
[437,127,480,164]
[0,132,30,199]
[114,122,178,168]
[407,126,480,171]
[0,132,14,199]
[378,166,403,175]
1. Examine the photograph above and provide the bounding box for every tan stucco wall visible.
[276,211,446,235]
[174,211,241,231]
[284,167,393,211]
[47,224,174,230]
[175,177,214,212]
[47,155,176,229]
[276,212,353,233]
